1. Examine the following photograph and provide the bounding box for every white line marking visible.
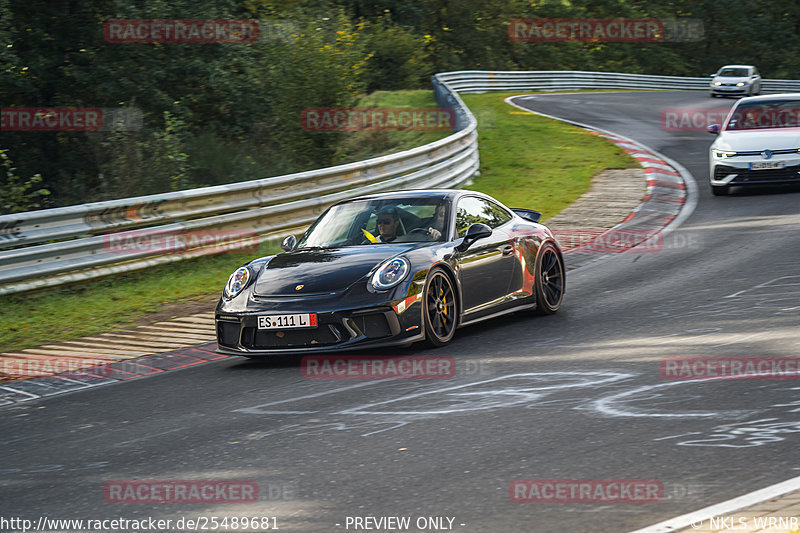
[0,386,40,399]
[591,378,755,419]
[339,372,630,416]
[234,381,380,414]
[112,427,186,448]
[652,432,702,441]
[627,475,800,533]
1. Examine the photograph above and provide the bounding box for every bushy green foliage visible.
[2,0,800,211]
[0,149,50,214]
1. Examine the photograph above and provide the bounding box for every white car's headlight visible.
[736,82,745,87]
[713,149,737,158]
[371,257,409,290]
[224,266,251,299]
[713,81,722,86]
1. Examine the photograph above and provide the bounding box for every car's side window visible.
[485,200,512,227]
[455,196,512,236]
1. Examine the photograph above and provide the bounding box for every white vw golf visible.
[708,94,800,196]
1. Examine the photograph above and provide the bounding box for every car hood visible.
[252,245,410,296]
[716,129,800,151]
[712,76,751,84]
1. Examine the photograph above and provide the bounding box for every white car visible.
[710,65,761,97]
[708,94,800,195]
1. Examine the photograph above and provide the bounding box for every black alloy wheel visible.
[533,243,564,315]
[423,269,457,346]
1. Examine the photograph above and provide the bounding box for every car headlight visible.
[736,82,745,87]
[713,149,737,158]
[713,82,722,86]
[224,266,251,299]
[371,257,409,290]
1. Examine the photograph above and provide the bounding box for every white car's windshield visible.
[297,197,450,248]
[718,68,750,77]
[725,100,800,131]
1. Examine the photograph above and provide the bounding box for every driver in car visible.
[375,207,401,243]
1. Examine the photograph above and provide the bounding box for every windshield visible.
[725,100,800,131]
[718,68,750,77]
[297,197,451,248]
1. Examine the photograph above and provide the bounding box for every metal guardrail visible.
[0,84,478,294]
[435,70,800,94]
[3,69,800,295]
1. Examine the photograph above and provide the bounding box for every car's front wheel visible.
[423,269,457,347]
[533,243,564,315]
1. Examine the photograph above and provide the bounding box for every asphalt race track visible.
[2,91,800,533]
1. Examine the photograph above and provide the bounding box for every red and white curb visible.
[0,343,229,406]
[505,95,699,271]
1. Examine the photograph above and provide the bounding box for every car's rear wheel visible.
[423,269,457,347]
[711,184,730,196]
[533,243,564,315]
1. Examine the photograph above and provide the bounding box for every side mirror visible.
[455,223,492,252]
[281,235,297,252]
[707,124,720,135]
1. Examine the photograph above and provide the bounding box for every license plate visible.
[750,161,786,170]
[258,313,317,329]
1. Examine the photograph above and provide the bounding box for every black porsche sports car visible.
[215,189,564,355]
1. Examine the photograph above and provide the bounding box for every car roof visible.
[331,189,522,220]
[735,93,800,103]
[718,64,756,69]
[348,189,480,202]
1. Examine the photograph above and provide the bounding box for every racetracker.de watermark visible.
[104,481,259,504]
[661,107,800,132]
[301,355,463,379]
[661,357,800,380]
[103,229,259,256]
[510,18,664,42]
[509,18,703,42]
[509,479,663,503]
[104,19,259,43]
[553,228,663,253]
[300,107,455,131]
[1,107,142,132]
[0,358,113,380]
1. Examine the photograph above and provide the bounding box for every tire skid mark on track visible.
[230,371,800,444]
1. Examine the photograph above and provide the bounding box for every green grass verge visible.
[0,90,637,353]
[461,92,638,220]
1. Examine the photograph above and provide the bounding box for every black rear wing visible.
[511,208,542,224]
